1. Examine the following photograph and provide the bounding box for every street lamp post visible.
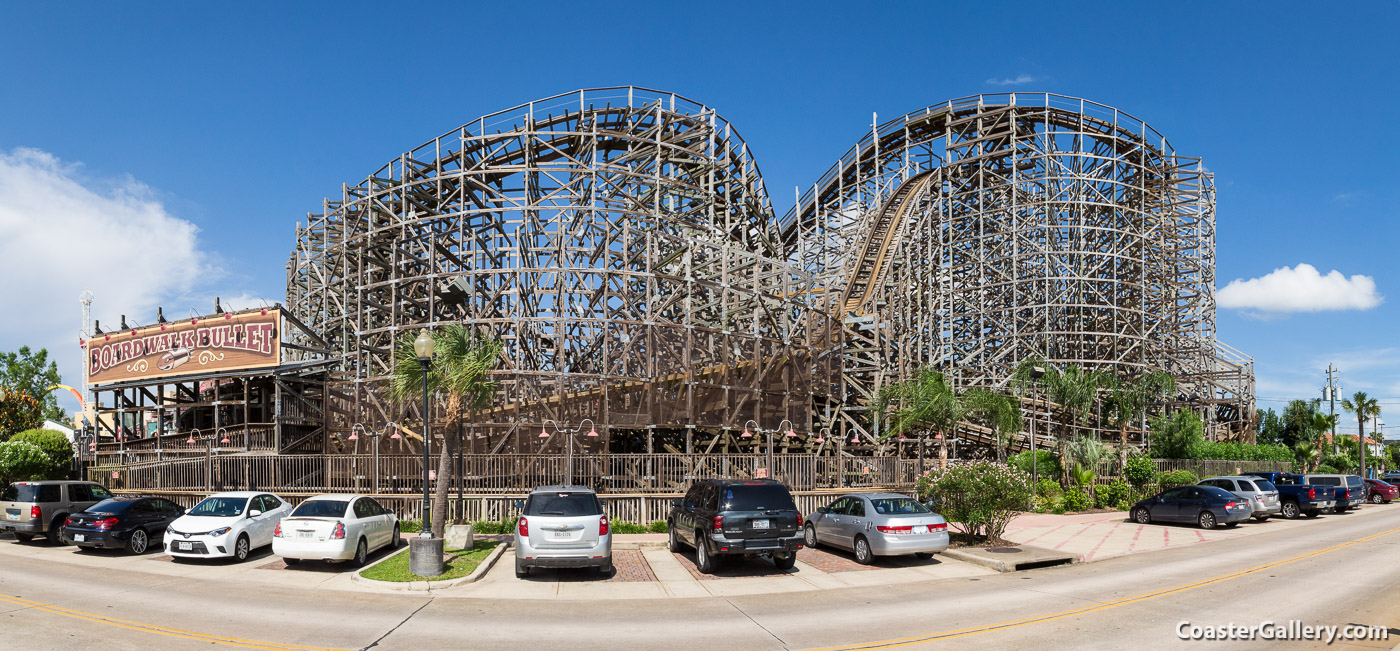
[1028,366,1046,497]
[775,419,796,482]
[414,331,435,537]
[541,419,599,485]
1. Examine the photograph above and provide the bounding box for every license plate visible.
[752,519,770,529]
[297,530,314,539]
[551,530,572,539]
[73,534,85,542]
[178,542,192,550]
[4,513,15,520]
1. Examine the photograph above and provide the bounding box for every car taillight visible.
[518,517,528,537]
[929,523,947,532]
[599,515,609,536]
[273,522,282,538]
[877,525,914,534]
[30,506,40,520]
[1308,488,1315,499]
[796,512,803,527]
[713,515,723,532]
[64,517,72,527]
[93,518,118,530]
[1224,502,1236,509]
[330,521,346,540]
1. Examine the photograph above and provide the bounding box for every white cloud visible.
[0,148,269,408]
[986,74,1036,86]
[1217,263,1382,313]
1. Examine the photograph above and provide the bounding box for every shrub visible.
[648,520,668,533]
[1009,449,1061,480]
[1095,480,1130,510]
[399,519,422,533]
[917,460,1032,542]
[1156,469,1198,489]
[470,515,520,534]
[1034,478,1062,498]
[1050,501,1067,514]
[1062,487,1091,512]
[1030,495,1055,513]
[1191,441,1293,462]
[1123,456,1156,488]
[0,440,55,483]
[11,429,72,476]
[1315,464,1339,474]
[610,521,650,534]
[1150,409,1204,459]
[1322,453,1354,473]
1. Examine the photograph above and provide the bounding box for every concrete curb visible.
[350,541,507,592]
[941,545,1076,573]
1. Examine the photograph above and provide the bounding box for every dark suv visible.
[666,479,803,573]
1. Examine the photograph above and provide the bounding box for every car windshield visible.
[290,500,349,518]
[1253,480,1277,491]
[1347,477,1364,488]
[870,498,931,515]
[525,493,601,516]
[720,484,797,511]
[87,499,134,513]
[1,484,40,502]
[188,497,247,517]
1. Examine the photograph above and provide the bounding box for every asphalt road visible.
[3,507,1399,650]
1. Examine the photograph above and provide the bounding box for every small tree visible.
[1103,371,1175,471]
[0,388,43,442]
[12,429,73,477]
[0,440,54,483]
[1342,392,1380,479]
[873,367,962,470]
[961,388,1023,462]
[1122,455,1155,489]
[1149,409,1204,459]
[916,460,1031,543]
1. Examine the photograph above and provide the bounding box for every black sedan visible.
[62,497,185,554]
[1130,485,1253,530]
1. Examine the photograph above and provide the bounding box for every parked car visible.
[1382,472,1400,485]
[272,494,399,566]
[61,496,185,554]
[667,478,802,574]
[1301,474,1366,512]
[167,491,291,561]
[1130,485,1253,529]
[1363,479,1398,504]
[1241,472,1334,519]
[804,493,948,564]
[1197,476,1282,521]
[514,485,612,578]
[1,481,114,545]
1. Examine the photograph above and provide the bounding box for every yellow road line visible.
[808,524,1400,650]
[0,593,355,651]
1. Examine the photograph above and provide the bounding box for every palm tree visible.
[1303,411,1336,473]
[1293,440,1319,472]
[873,367,962,471]
[390,325,503,538]
[1342,391,1381,479]
[1103,371,1176,473]
[961,388,1024,462]
[1012,358,1109,483]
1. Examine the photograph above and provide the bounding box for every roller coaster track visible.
[837,171,938,315]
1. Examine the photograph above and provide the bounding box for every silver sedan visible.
[803,493,949,564]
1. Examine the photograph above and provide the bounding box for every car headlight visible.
[208,527,232,537]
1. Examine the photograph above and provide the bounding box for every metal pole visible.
[374,433,380,494]
[456,421,463,522]
[420,360,431,534]
[567,428,574,486]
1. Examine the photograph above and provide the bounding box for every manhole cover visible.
[987,547,1023,554]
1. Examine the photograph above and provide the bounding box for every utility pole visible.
[1326,364,1338,453]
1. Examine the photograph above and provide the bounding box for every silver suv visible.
[513,486,612,578]
[1,481,114,544]
[1198,476,1281,521]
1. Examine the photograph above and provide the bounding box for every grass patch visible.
[359,540,498,582]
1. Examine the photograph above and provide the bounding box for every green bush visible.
[1315,464,1339,474]
[470,515,520,534]
[1191,441,1293,462]
[11,429,72,476]
[0,440,55,483]
[610,521,650,534]
[1050,501,1067,514]
[1095,480,1130,510]
[1123,456,1156,488]
[1009,449,1061,480]
[1322,453,1354,473]
[1062,487,1091,512]
[1030,495,1055,513]
[1034,478,1062,498]
[918,460,1032,541]
[1150,409,1204,459]
[1156,469,1199,489]
[399,519,422,533]
[648,520,668,533]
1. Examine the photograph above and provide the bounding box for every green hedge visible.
[1157,469,1199,489]
[1190,441,1293,462]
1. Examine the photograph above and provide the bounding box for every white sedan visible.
[272,494,400,566]
[166,491,291,561]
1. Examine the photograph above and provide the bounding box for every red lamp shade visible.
[741,427,753,439]
[390,431,402,440]
[538,427,550,439]
[785,427,797,438]
[587,428,599,437]
[347,431,358,441]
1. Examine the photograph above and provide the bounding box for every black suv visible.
[666,479,803,573]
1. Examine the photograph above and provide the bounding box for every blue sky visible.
[2,2,1397,430]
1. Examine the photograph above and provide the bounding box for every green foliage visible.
[359,540,497,582]
[0,388,43,442]
[1095,480,1130,510]
[1150,409,1205,459]
[0,440,55,483]
[1322,452,1354,473]
[399,519,422,533]
[1256,408,1285,447]
[0,347,65,423]
[1066,435,1110,471]
[610,521,652,534]
[648,520,668,533]
[1061,486,1091,511]
[873,367,962,439]
[961,387,1024,459]
[1009,450,1061,479]
[1102,371,1176,431]
[1156,469,1199,489]
[1191,441,1293,462]
[11,428,72,476]
[1033,478,1062,498]
[1316,464,1339,474]
[1123,456,1156,488]
[1071,464,1096,488]
[918,460,1031,542]
[469,515,520,534]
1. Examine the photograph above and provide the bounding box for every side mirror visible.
[512,500,524,509]
[386,508,394,515]
[248,509,263,518]
[816,507,828,514]
[671,499,682,507]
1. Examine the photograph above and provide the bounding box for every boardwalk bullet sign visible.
[85,309,282,385]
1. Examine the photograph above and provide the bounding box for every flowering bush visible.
[916,460,1032,542]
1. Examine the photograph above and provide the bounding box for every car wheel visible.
[596,562,613,577]
[694,531,716,574]
[803,523,818,548]
[353,539,368,567]
[1372,494,1384,504]
[667,524,682,553]
[13,533,32,543]
[128,529,149,554]
[1280,501,1300,519]
[515,558,529,578]
[1133,507,1151,524]
[234,534,250,561]
[773,552,796,571]
[284,558,300,565]
[1253,515,1270,522]
[1198,511,1217,530]
[391,525,401,548]
[46,521,64,546]
[914,552,934,560]
[854,536,873,565]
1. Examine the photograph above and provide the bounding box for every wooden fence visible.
[1091,458,1295,485]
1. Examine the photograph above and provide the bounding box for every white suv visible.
[166,491,290,561]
